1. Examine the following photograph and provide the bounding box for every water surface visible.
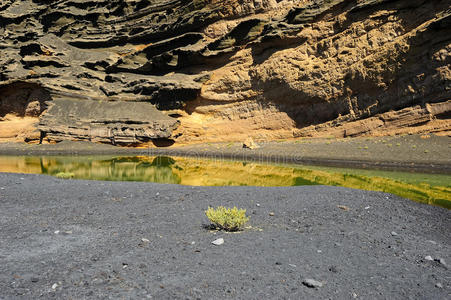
[0,155,450,209]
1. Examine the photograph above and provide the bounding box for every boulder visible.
[243,137,260,149]
[38,99,179,145]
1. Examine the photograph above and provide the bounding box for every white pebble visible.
[212,238,224,246]
[425,255,433,261]
[141,238,150,243]
[302,278,323,288]
[54,230,60,234]
[51,283,58,290]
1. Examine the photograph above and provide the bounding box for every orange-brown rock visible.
[0,0,449,145]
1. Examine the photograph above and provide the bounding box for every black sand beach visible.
[0,173,449,299]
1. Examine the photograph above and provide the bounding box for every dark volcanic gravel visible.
[0,173,450,299]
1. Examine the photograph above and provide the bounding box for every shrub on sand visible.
[205,206,249,231]
[55,172,75,179]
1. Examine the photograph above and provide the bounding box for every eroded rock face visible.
[0,0,449,144]
[0,82,50,118]
[38,99,180,145]
[0,82,50,142]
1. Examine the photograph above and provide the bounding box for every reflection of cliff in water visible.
[0,155,450,208]
[0,156,181,184]
[68,156,180,184]
[171,158,451,209]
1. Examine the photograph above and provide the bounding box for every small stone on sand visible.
[302,279,323,288]
[212,238,224,246]
[337,205,349,211]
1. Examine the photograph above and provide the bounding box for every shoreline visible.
[0,134,450,173]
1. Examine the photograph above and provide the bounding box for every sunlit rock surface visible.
[0,0,450,144]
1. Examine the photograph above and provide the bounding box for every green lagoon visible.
[0,155,450,209]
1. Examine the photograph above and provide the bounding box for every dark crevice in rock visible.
[149,88,200,110]
[434,110,451,120]
[151,138,176,147]
[208,19,266,51]
[19,43,43,56]
[0,81,51,117]
[22,60,68,69]
[285,0,352,24]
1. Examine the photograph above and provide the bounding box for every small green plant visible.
[55,172,75,179]
[205,206,249,231]
[424,150,429,153]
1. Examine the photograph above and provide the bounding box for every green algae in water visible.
[0,155,450,209]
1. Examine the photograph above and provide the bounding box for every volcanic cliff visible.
[0,0,450,145]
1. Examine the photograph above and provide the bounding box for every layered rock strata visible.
[0,0,449,144]
[38,99,179,144]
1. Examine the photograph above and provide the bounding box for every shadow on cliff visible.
[0,82,51,118]
[246,0,451,131]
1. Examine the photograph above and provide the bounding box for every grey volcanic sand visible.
[0,173,450,299]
